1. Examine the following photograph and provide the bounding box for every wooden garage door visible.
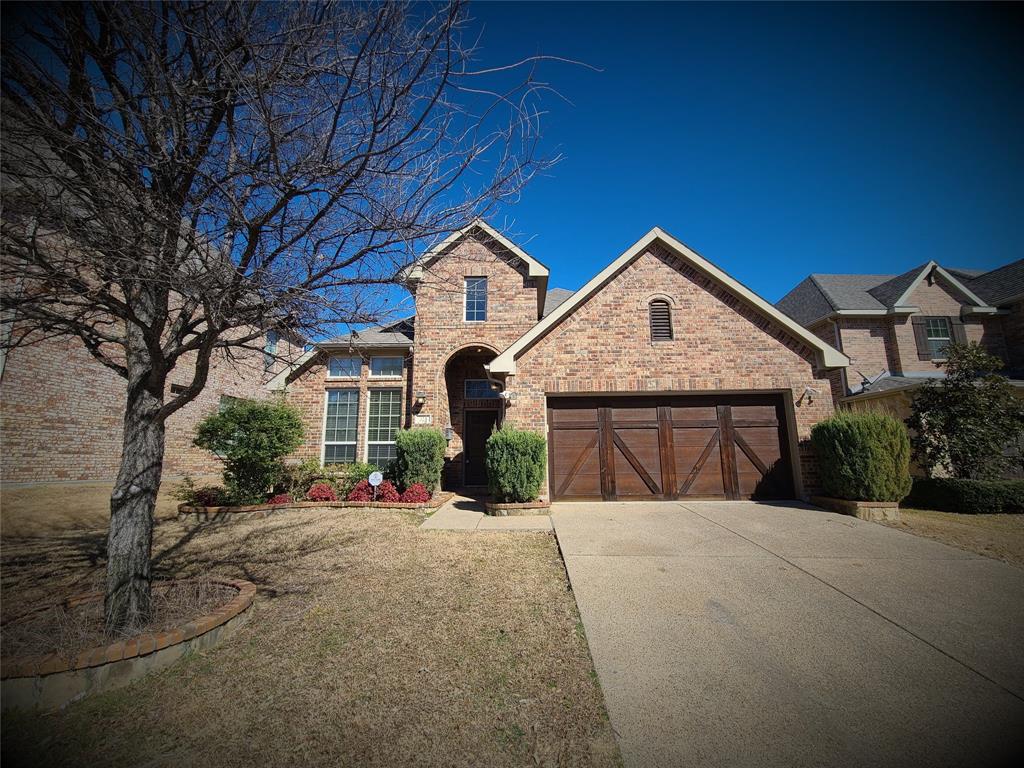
[548,394,794,501]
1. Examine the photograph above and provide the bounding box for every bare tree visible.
[1,1,562,633]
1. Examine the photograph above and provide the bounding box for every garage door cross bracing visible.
[548,394,794,501]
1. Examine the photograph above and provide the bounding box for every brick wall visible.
[1004,301,1024,371]
[0,330,300,484]
[501,245,836,498]
[409,234,541,484]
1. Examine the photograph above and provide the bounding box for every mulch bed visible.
[2,579,237,663]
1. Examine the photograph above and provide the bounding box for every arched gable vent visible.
[649,299,673,341]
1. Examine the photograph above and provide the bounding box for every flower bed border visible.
[178,491,453,522]
[484,500,551,517]
[811,495,901,522]
[2,578,255,711]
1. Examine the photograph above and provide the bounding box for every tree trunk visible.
[105,382,166,634]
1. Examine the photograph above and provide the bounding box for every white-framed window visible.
[369,356,403,378]
[465,277,488,322]
[366,388,402,465]
[327,356,361,378]
[925,317,952,359]
[323,389,359,464]
[465,379,500,399]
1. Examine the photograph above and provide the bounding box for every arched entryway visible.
[442,346,503,489]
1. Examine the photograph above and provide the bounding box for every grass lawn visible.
[882,508,1024,568]
[1,508,620,767]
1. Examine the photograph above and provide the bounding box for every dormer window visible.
[465,277,487,322]
[649,299,673,342]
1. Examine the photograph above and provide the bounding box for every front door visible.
[463,409,499,486]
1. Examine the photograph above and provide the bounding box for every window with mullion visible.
[925,317,952,359]
[323,389,358,464]
[367,389,402,464]
[465,277,488,322]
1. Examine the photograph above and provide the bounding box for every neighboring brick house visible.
[0,328,303,484]
[272,221,848,501]
[776,259,1024,419]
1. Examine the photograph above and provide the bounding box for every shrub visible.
[306,482,338,502]
[904,478,1024,514]
[267,493,294,505]
[346,480,373,502]
[194,400,304,504]
[327,461,380,498]
[810,411,912,502]
[907,342,1024,480]
[280,458,329,498]
[174,477,231,507]
[394,429,447,491]
[400,483,431,503]
[376,480,400,502]
[486,425,546,503]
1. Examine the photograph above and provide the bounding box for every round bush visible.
[400,483,431,503]
[394,429,446,491]
[810,411,912,502]
[485,425,546,503]
[306,482,338,502]
[267,493,294,505]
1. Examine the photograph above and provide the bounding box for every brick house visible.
[0,328,304,484]
[271,221,848,501]
[776,259,1024,418]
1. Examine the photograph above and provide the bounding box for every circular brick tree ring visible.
[1,577,255,711]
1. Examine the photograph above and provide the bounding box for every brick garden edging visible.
[1,578,256,711]
[484,500,551,517]
[177,492,454,523]
[811,496,901,522]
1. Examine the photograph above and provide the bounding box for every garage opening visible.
[547,394,795,501]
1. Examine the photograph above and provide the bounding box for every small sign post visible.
[368,470,383,502]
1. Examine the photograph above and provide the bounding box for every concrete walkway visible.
[554,500,1024,768]
[419,496,552,531]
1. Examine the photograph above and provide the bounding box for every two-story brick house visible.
[272,221,848,501]
[776,259,1024,418]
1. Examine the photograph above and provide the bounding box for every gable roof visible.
[542,287,574,318]
[403,219,550,319]
[777,260,1004,326]
[964,258,1024,305]
[488,227,849,374]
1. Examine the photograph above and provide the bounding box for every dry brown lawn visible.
[0,476,215,537]
[0,508,620,767]
[882,509,1024,568]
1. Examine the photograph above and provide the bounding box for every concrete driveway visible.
[553,501,1024,768]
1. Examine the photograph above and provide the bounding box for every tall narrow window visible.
[264,330,280,370]
[367,389,403,465]
[649,300,673,341]
[924,317,952,359]
[465,277,488,321]
[323,390,358,464]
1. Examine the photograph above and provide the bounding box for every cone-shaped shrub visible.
[810,411,912,502]
[485,425,546,503]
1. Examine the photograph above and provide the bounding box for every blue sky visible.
[465,1,1023,302]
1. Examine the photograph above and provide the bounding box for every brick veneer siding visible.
[501,245,836,499]
[891,276,1006,373]
[283,348,412,466]
[1004,301,1024,371]
[0,332,299,484]
[409,235,541,486]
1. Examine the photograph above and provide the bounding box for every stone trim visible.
[1,578,255,680]
[484,500,551,516]
[177,492,453,521]
[811,495,901,522]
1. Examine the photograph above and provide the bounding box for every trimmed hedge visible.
[810,411,912,502]
[904,478,1024,514]
[395,428,447,492]
[486,425,546,503]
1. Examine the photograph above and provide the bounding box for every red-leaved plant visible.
[346,479,401,503]
[400,483,431,503]
[306,482,338,502]
[267,493,294,505]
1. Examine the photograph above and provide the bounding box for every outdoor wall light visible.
[443,425,454,442]
[415,390,427,405]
